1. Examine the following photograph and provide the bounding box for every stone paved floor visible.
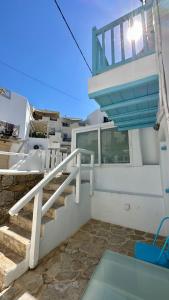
[0,219,165,300]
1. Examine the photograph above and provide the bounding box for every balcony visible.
[92,2,155,75]
[89,2,159,131]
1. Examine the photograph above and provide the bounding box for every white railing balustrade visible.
[44,149,68,171]
[9,148,94,268]
[92,2,155,75]
[0,151,28,157]
[0,150,44,173]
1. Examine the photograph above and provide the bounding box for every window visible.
[75,126,130,165]
[101,128,130,164]
[76,130,98,164]
[0,121,19,138]
[49,128,55,135]
[103,116,109,123]
[63,133,71,142]
[62,122,70,127]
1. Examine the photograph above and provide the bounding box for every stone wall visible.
[0,174,43,224]
[0,140,11,169]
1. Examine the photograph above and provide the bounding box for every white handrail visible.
[0,151,28,157]
[42,167,78,216]
[9,147,94,269]
[9,148,93,216]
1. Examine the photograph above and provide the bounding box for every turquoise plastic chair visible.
[135,217,169,268]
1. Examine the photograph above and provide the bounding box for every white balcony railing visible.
[92,2,155,75]
[0,150,44,174]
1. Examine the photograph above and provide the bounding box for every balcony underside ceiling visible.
[89,75,159,131]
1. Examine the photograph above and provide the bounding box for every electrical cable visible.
[53,0,92,74]
[0,58,81,102]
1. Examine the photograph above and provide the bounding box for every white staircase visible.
[0,148,94,291]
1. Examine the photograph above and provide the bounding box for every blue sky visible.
[0,0,140,119]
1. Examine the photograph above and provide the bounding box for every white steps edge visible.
[0,226,30,255]
[1,257,29,290]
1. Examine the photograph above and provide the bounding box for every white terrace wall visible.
[92,128,164,234]
[39,183,91,258]
[92,164,165,235]
[0,91,31,140]
[72,123,166,234]
[92,191,164,235]
[139,127,159,165]
[28,138,48,151]
[88,54,157,95]
[93,165,162,196]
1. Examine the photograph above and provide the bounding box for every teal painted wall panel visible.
[89,75,159,131]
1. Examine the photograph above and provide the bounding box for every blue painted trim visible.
[165,188,169,194]
[111,29,115,65]
[120,23,125,61]
[141,9,148,53]
[95,2,154,35]
[92,27,97,76]
[100,93,158,112]
[89,75,159,99]
[118,123,154,131]
[109,107,158,121]
[92,2,155,76]
[153,216,169,246]
[116,117,156,127]
[161,145,167,151]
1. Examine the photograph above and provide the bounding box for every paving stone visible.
[16,272,43,296]
[0,284,23,300]
[72,230,92,241]
[37,285,61,300]
[1,219,155,299]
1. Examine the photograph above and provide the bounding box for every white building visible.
[86,109,108,125]
[28,108,86,153]
[71,0,169,235]
[0,92,86,170]
[0,89,32,140]
[0,89,32,168]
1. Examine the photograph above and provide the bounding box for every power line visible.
[0,58,81,102]
[53,0,92,74]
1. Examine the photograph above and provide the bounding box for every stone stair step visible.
[0,225,30,257]
[6,223,31,240]
[10,211,53,235]
[23,192,67,217]
[42,190,71,202]
[0,242,24,291]
[23,200,63,219]
[44,183,74,194]
[43,191,54,201]
[51,174,69,184]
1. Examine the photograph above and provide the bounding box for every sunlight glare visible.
[127,21,143,42]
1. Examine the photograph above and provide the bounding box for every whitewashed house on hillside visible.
[0,89,32,168]
[0,89,32,141]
